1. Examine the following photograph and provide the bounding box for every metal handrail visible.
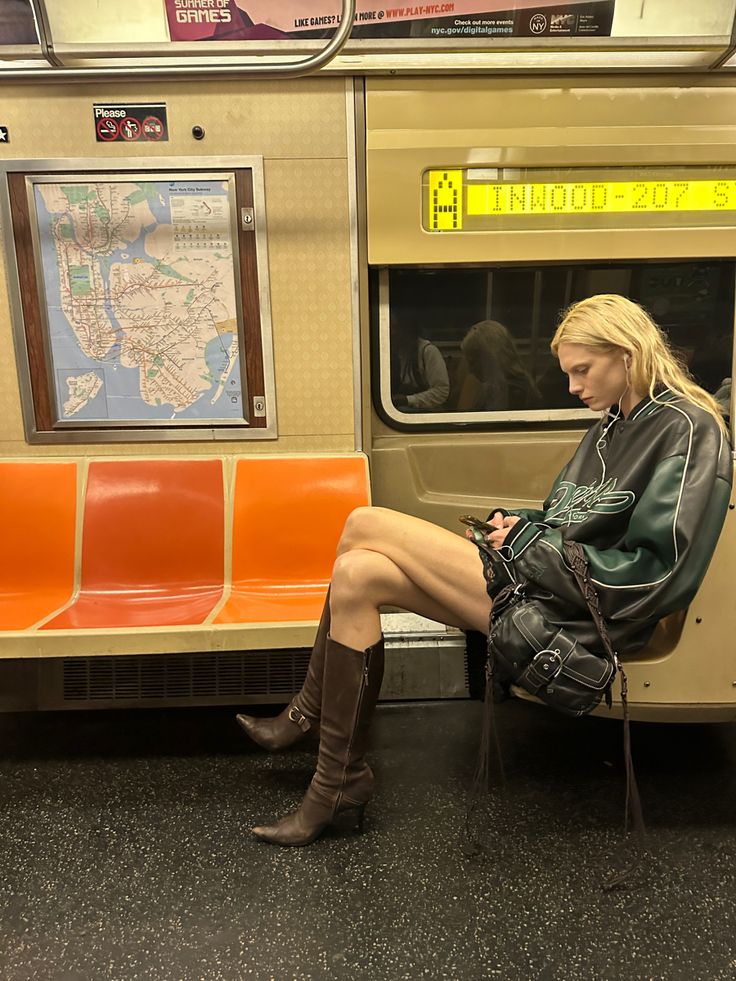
[708,4,736,69]
[4,0,356,81]
[28,0,61,66]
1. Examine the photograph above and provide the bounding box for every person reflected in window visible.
[460,320,541,411]
[390,314,450,412]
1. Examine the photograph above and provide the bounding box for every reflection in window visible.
[389,307,450,411]
[380,261,735,419]
[458,321,541,411]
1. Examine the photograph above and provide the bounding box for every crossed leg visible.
[329,506,493,650]
[248,506,493,843]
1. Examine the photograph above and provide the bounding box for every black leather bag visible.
[488,539,616,717]
[491,599,615,717]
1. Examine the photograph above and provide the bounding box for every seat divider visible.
[204,456,234,625]
[29,457,88,631]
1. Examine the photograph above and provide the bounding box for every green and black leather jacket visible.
[486,390,733,655]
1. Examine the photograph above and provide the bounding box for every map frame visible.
[1,156,277,444]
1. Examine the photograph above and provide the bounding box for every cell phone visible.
[459,514,497,534]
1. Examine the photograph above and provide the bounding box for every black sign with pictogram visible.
[93,103,168,143]
[0,126,9,144]
[142,116,165,141]
[120,117,141,142]
[96,118,118,142]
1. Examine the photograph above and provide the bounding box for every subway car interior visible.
[1,0,736,977]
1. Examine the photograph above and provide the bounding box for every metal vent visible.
[62,650,310,704]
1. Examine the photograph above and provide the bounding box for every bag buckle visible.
[532,648,564,680]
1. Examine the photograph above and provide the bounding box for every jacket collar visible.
[629,388,677,420]
[606,388,676,422]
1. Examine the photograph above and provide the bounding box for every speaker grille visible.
[62,650,310,704]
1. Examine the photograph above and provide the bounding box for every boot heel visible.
[335,802,367,834]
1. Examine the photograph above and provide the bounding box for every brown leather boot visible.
[235,591,330,750]
[252,634,385,846]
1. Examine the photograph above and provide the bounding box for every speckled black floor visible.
[0,699,735,981]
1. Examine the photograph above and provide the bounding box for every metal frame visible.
[376,261,736,432]
[376,268,590,428]
[345,78,363,453]
[0,155,277,444]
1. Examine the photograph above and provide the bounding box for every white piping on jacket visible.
[540,398,698,592]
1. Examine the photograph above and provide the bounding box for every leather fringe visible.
[563,540,648,890]
[463,618,506,858]
[602,662,647,891]
[465,555,649,888]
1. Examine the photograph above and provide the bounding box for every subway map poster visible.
[32,177,244,425]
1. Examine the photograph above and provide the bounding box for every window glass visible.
[377,260,734,423]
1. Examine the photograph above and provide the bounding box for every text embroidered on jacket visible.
[545,478,636,526]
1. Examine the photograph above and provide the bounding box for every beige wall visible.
[0,77,356,456]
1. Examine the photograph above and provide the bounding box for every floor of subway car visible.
[1,700,736,981]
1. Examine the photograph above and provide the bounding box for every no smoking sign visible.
[93,103,168,143]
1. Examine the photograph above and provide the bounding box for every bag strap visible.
[562,541,615,684]
[562,539,647,889]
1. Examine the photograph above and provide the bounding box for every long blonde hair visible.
[551,294,728,434]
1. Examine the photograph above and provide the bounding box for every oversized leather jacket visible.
[484,390,733,657]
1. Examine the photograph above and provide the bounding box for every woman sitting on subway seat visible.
[238,293,732,847]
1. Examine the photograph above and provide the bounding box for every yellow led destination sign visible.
[467,179,736,217]
[425,169,736,232]
[428,170,463,230]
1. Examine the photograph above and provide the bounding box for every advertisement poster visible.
[164,0,615,42]
[0,0,39,44]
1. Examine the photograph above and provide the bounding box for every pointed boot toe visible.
[251,784,368,846]
[251,811,320,847]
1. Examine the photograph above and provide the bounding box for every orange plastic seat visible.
[215,456,369,624]
[0,462,77,630]
[44,459,224,630]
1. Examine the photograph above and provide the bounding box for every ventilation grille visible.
[62,650,310,704]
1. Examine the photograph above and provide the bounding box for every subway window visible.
[375,261,735,426]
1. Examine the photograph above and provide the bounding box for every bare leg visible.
[251,507,492,846]
[330,506,492,649]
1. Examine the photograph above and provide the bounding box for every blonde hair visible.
[551,294,728,434]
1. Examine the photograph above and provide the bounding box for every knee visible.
[337,505,392,557]
[331,548,391,609]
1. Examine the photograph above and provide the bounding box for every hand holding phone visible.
[459,514,498,534]
[460,512,521,551]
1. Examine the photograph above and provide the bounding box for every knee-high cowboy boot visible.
[251,634,385,846]
[235,590,331,750]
